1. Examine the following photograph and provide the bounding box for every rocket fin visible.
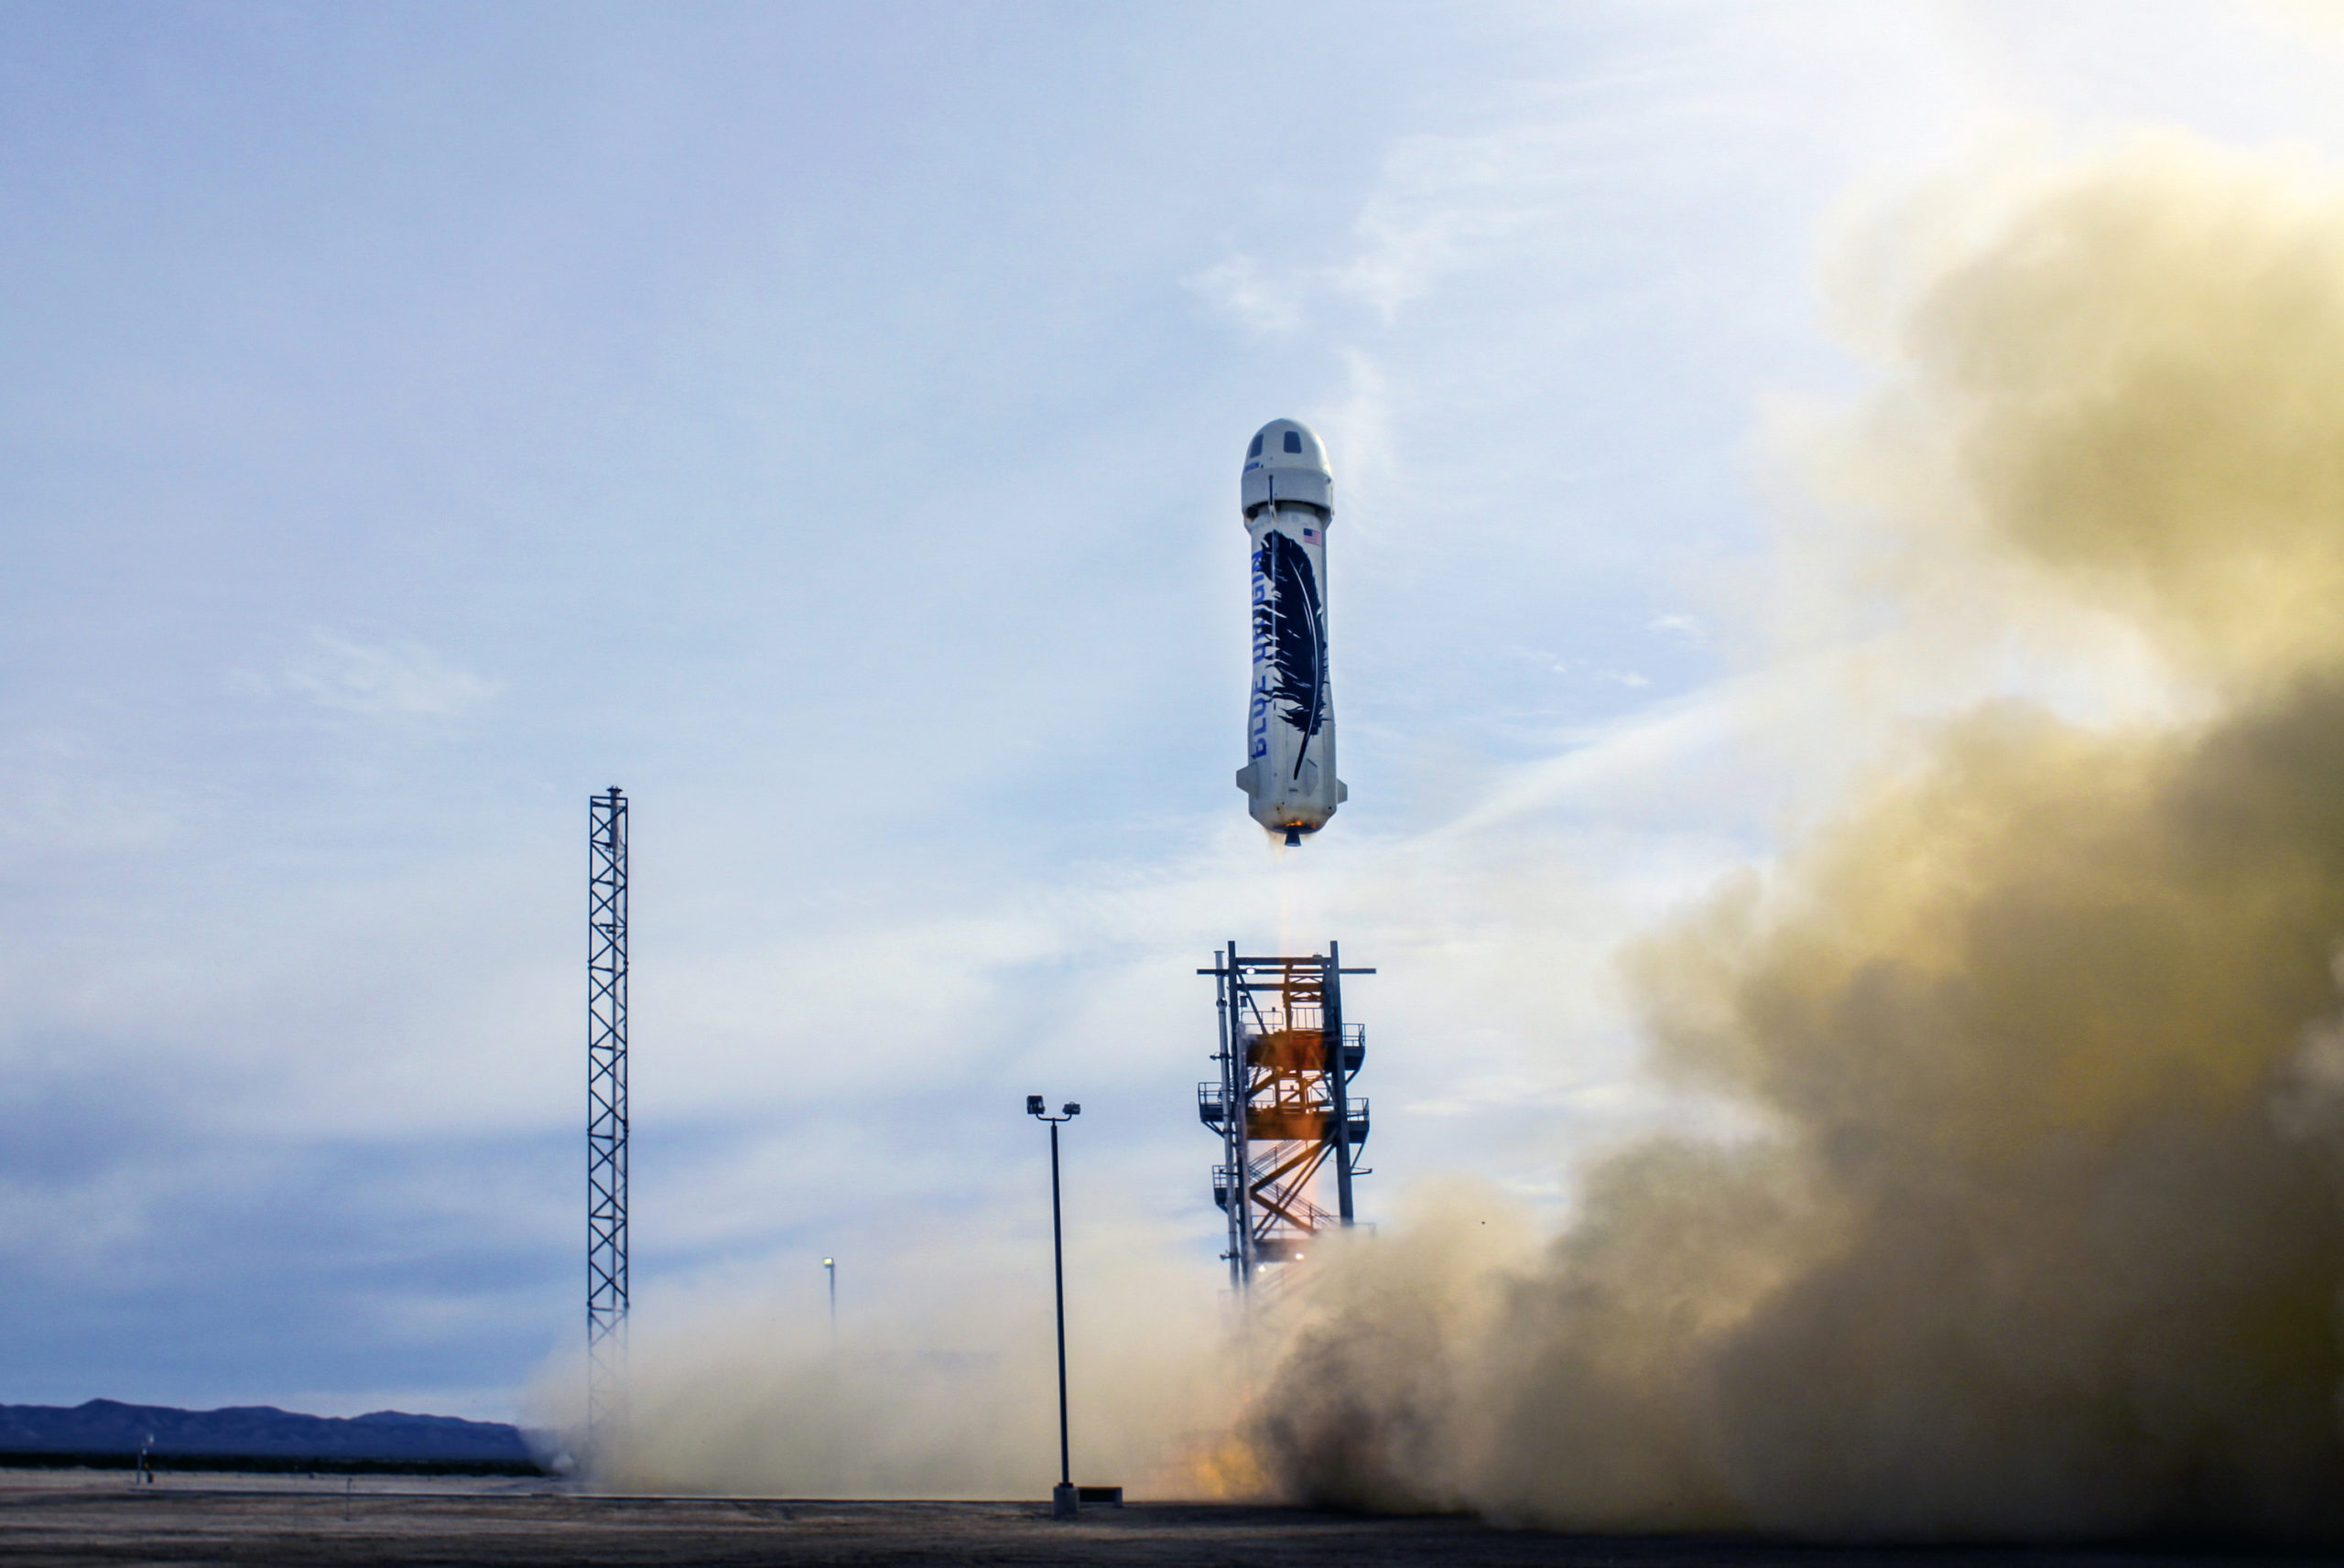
[1336,779,1349,803]
[1235,762,1260,794]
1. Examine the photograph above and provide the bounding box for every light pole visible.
[1026,1093,1081,1519]
[819,1255,840,1497]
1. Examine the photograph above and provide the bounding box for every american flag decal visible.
[1303,527,1319,541]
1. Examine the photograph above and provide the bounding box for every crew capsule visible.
[1235,418,1348,846]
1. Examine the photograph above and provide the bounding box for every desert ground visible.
[0,1472,2333,1568]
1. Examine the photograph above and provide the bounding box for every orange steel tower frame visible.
[1199,943,1373,1289]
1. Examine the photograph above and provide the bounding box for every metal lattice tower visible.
[1199,941,1374,1289]
[586,787,629,1434]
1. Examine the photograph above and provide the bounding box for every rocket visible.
[1235,418,1348,846]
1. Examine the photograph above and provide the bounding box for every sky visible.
[5,0,2344,1425]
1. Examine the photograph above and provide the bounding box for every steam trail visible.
[1246,135,2344,1541]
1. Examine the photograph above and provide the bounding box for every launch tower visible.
[1198,942,1374,1289]
[586,787,629,1434]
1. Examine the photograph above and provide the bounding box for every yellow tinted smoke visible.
[1890,136,2344,687]
[1246,135,2344,1541]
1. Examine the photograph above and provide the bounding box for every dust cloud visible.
[530,1244,1237,1500]
[1247,135,2344,1540]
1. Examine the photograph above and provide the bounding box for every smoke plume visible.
[1248,135,2344,1540]
[529,1236,1238,1499]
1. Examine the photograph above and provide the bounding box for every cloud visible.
[1185,118,1580,341]
[1331,123,1576,320]
[1181,255,1309,338]
[0,731,187,861]
[1645,613,1707,646]
[241,633,498,719]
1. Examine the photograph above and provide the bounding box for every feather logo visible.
[1253,530,1329,780]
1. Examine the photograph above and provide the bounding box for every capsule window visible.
[1283,430,1302,453]
[1248,433,1263,459]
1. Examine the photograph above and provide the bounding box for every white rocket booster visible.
[1235,418,1347,846]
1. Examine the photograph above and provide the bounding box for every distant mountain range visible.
[0,1400,537,1463]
